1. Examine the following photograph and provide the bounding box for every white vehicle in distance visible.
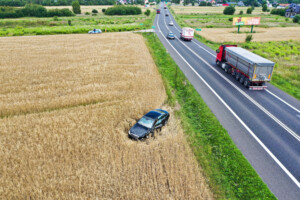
[169,21,174,26]
[88,29,102,34]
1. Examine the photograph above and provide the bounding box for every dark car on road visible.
[165,13,169,16]
[167,32,175,40]
[128,109,169,140]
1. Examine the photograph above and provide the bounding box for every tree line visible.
[0,0,116,7]
[0,3,74,18]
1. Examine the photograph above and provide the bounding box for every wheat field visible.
[197,27,300,42]
[172,5,268,15]
[0,33,214,199]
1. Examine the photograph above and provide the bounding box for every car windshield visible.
[169,33,174,36]
[138,117,155,128]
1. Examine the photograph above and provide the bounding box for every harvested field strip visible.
[197,27,300,43]
[0,33,214,199]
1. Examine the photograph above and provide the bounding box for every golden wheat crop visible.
[197,27,300,43]
[0,33,213,199]
[172,5,267,15]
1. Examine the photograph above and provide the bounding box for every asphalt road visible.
[155,5,300,200]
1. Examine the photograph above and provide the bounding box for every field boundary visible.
[142,32,276,199]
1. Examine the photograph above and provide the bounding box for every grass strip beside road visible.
[143,32,276,200]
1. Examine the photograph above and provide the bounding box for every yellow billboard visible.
[232,17,261,26]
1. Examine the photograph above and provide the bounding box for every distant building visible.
[237,1,245,6]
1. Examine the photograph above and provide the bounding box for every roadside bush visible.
[104,6,142,15]
[239,10,243,15]
[293,15,300,23]
[0,5,74,18]
[92,9,98,13]
[262,4,267,12]
[22,3,47,17]
[199,1,207,6]
[245,34,253,42]
[72,0,81,14]
[247,7,252,14]
[102,8,106,13]
[223,6,235,15]
[0,6,24,18]
[271,8,286,16]
[207,2,212,6]
[144,9,150,16]
[85,12,90,15]
[47,8,74,17]
[228,17,233,21]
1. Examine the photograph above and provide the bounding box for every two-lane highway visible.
[155,5,300,200]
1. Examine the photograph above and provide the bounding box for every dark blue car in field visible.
[128,109,169,140]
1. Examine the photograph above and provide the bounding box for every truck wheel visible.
[235,73,240,81]
[231,70,236,78]
[291,12,296,17]
[227,67,232,74]
[216,61,220,67]
[224,66,228,73]
[285,12,291,17]
[243,79,250,88]
[239,76,245,84]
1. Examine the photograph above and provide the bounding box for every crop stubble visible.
[0,33,213,199]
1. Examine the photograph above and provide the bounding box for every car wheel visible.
[164,120,168,126]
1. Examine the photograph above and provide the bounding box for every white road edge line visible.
[163,12,300,142]
[265,89,300,114]
[168,10,300,115]
[156,12,300,188]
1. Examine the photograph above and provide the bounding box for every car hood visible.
[130,123,150,137]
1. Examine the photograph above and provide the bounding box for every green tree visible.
[247,7,253,14]
[223,5,235,15]
[72,0,81,14]
[262,4,267,12]
[144,9,150,16]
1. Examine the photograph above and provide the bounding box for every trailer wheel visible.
[291,12,296,17]
[231,70,236,77]
[239,75,245,84]
[243,79,250,88]
[235,73,240,81]
[216,60,220,67]
[285,12,291,17]
[228,67,232,74]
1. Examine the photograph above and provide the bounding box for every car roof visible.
[145,109,168,119]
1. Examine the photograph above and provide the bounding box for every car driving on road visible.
[167,32,175,40]
[169,21,174,26]
[128,109,169,140]
[165,13,169,16]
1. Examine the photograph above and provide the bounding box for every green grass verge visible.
[142,32,276,200]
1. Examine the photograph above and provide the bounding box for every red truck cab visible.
[156,9,160,14]
[216,44,237,66]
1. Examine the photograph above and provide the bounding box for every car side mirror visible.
[216,49,220,53]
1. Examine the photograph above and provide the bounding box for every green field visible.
[0,8,155,36]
